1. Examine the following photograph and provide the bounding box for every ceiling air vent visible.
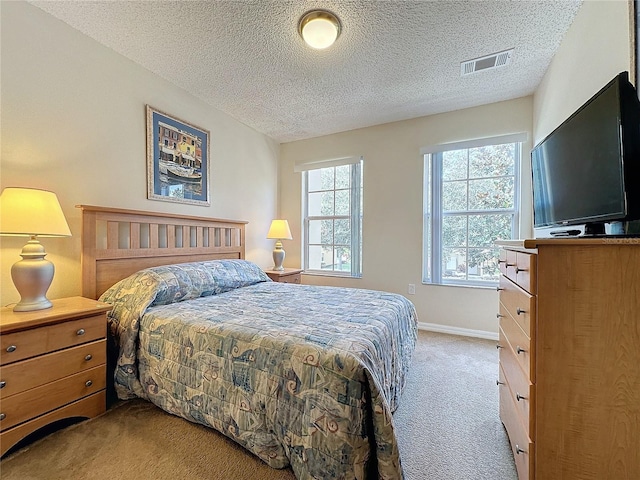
[461,48,514,76]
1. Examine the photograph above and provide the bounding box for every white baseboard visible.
[417,322,499,341]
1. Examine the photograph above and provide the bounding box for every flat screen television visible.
[531,71,640,236]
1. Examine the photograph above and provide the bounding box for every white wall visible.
[0,2,279,306]
[280,98,533,337]
[533,0,632,143]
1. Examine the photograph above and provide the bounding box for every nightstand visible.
[264,268,303,284]
[0,296,111,457]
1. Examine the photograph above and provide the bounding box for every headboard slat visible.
[78,205,247,299]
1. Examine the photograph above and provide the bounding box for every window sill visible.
[422,281,497,290]
[303,271,362,279]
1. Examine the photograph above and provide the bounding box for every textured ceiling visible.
[30,0,583,143]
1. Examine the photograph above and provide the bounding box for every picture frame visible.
[146,105,211,206]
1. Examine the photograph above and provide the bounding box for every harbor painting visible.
[146,105,210,206]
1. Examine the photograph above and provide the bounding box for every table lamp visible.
[0,187,72,311]
[266,219,292,271]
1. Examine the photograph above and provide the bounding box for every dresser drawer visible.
[499,327,534,437]
[499,364,534,480]
[515,252,536,294]
[0,364,106,431]
[504,249,518,283]
[0,314,106,365]
[499,276,535,336]
[503,251,536,294]
[499,249,508,276]
[499,304,534,381]
[0,340,106,399]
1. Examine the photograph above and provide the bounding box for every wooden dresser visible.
[496,239,640,480]
[264,268,303,284]
[0,296,111,456]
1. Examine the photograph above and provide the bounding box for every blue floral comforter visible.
[100,260,418,480]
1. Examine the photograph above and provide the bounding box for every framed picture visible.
[146,105,210,206]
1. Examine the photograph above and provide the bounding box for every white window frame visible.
[422,134,525,287]
[298,157,363,278]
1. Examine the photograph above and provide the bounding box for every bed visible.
[79,205,418,480]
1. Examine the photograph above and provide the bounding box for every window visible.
[423,135,522,286]
[302,160,362,277]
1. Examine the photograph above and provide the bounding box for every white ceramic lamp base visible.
[272,240,285,271]
[11,238,55,312]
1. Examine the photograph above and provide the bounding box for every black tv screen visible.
[531,72,640,235]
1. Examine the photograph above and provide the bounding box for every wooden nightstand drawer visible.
[1,314,106,366]
[0,296,111,456]
[279,273,301,284]
[0,392,106,457]
[264,268,303,284]
[0,340,106,399]
[0,364,106,431]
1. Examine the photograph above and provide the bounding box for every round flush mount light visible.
[298,10,341,50]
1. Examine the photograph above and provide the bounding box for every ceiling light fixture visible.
[298,10,341,50]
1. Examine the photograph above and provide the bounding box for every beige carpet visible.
[0,331,517,480]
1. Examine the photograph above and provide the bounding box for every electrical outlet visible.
[408,284,416,295]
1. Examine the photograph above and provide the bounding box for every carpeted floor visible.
[394,332,517,479]
[0,331,517,480]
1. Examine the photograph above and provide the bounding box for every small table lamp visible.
[0,187,72,312]
[266,219,292,271]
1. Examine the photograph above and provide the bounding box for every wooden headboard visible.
[78,205,247,299]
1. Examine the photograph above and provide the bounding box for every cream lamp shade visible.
[298,10,341,50]
[267,219,293,241]
[0,187,72,311]
[267,219,292,271]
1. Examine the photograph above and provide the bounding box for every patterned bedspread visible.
[100,260,418,480]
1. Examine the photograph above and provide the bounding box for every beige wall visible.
[280,98,534,337]
[279,0,634,337]
[0,2,279,306]
[531,0,632,237]
[2,1,633,336]
[533,0,632,143]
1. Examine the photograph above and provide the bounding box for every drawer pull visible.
[516,392,527,402]
[84,354,93,361]
[506,263,516,267]
[516,346,526,355]
[496,379,505,386]
[76,328,86,336]
[0,413,5,421]
[85,380,93,387]
[515,445,526,455]
[0,381,5,389]
[498,259,506,264]
[515,267,527,273]
[6,345,17,353]
[516,307,526,315]
[496,344,504,349]
[496,313,504,318]
[496,287,504,291]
